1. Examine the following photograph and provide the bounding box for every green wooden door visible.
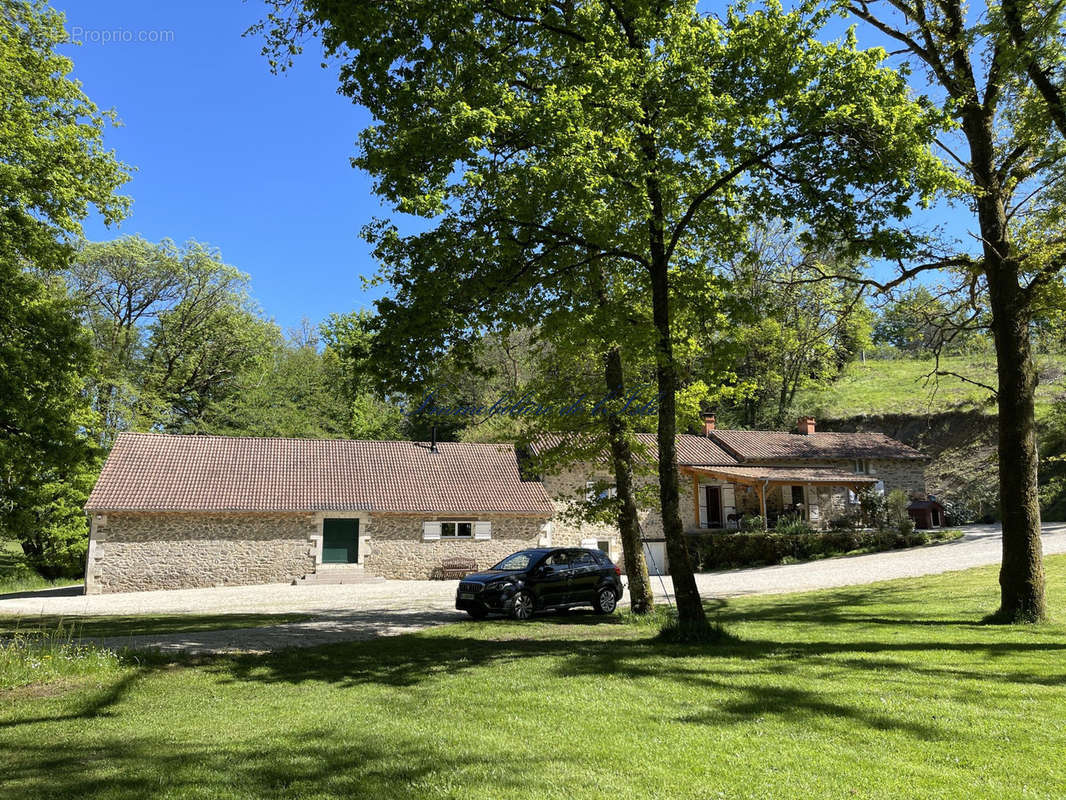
[322,518,359,564]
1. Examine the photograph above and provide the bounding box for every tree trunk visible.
[603,345,654,614]
[988,271,1046,621]
[963,109,1047,621]
[647,238,710,637]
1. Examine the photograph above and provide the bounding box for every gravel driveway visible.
[2,522,1064,654]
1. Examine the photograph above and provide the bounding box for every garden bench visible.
[440,557,479,579]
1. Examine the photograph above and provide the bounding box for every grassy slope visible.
[791,352,1066,420]
[1,558,1064,800]
[0,540,80,595]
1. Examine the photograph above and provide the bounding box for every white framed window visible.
[585,481,618,502]
[853,460,869,474]
[441,521,474,538]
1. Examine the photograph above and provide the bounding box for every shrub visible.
[739,515,764,532]
[687,528,963,570]
[774,514,815,534]
[828,512,863,531]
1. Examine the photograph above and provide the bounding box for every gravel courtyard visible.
[2,522,1064,654]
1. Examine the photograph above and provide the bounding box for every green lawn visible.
[791,352,1066,419]
[2,559,1065,799]
[0,540,81,596]
[0,613,312,640]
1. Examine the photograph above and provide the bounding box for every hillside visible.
[791,352,1066,420]
[788,353,1066,522]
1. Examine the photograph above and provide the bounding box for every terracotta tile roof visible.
[86,433,554,515]
[684,465,881,485]
[528,433,738,466]
[707,429,926,461]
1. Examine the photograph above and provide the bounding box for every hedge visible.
[687,528,963,571]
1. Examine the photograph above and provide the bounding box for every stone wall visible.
[755,458,928,496]
[87,512,315,594]
[365,513,547,579]
[539,469,666,560]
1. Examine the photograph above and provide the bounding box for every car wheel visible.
[511,590,535,621]
[594,587,618,614]
[465,608,487,620]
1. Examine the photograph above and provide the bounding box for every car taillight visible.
[614,565,621,576]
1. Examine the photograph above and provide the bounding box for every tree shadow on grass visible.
[0,725,550,799]
[0,669,144,730]
[710,584,1003,629]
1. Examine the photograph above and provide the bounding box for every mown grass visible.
[0,613,312,640]
[2,557,1065,799]
[791,352,1066,419]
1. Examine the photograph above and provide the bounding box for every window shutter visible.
[867,461,876,475]
[721,485,737,520]
[698,486,708,528]
[782,485,792,505]
[474,521,492,540]
[422,521,441,541]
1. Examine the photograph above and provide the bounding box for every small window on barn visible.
[585,481,617,502]
[441,522,474,538]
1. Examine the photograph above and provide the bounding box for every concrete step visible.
[295,566,386,585]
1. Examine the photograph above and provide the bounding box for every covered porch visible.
[682,465,881,530]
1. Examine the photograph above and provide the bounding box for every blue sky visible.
[57,1,969,332]
[57,0,390,332]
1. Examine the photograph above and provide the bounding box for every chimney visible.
[797,416,816,435]
[430,425,438,453]
[702,413,716,435]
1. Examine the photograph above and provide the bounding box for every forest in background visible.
[9,227,1066,580]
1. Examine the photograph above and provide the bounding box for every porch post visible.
[758,481,768,529]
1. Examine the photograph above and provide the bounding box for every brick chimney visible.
[797,416,816,435]
[702,413,716,435]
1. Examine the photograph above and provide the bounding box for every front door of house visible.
[704,486,722,528]
[322,518,359,564]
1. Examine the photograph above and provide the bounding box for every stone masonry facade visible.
[86,510,551,593]
[365,513,548,580]
[86,512,316,594]
[86,461,926,593]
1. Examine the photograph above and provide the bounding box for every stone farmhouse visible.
[84,417,927,593]
[533,415,928,574]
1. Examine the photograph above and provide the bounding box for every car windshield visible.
[492,552,537,571]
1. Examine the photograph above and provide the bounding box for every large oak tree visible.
[259,0,948,637]
[846,0,1066,621]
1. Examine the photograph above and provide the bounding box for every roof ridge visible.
[113,431,515,448]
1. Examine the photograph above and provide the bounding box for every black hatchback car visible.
[455,547,624,620]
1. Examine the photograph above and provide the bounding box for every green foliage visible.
[872,287,983,356]
[773,514,815,534]
[67,236,278,441]
[688,527,962,570]
[739,515,765,532]
[0,0,129,271]
[4,461,96,579]
[717,224,876,427]
[0,0,127,581]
